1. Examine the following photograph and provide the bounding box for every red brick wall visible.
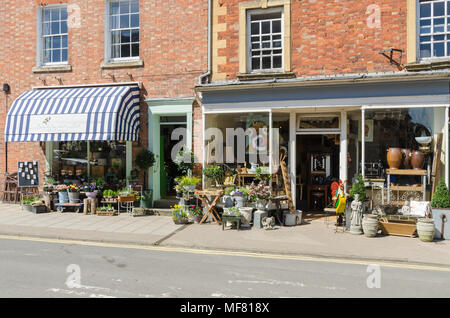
[0,0,208,187]
[215,0,407,80]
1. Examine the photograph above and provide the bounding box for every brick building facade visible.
[0,0,207,196]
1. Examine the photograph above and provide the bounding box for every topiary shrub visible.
[349,174,367,202]
[431,179,450,208]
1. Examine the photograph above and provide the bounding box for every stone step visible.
[153,199,179,209]
[146,208,172,216]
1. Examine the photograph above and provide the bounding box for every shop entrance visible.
[296,134,340,212]
[159,116,187,199]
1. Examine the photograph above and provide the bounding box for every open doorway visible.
[296,134,340,212]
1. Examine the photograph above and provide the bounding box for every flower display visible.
[55,184,68,192]
[68,184,81,193]
[189,206,203,217]
[81,183,97,192]
[248,181,271,201]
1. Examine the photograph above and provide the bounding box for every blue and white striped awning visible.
[5,85,140,142]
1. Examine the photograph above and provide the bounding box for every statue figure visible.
[401,199,411,215]
[261,216,275,230]
[350,194,363,235]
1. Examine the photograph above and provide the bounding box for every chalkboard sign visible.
[18,161,40,188]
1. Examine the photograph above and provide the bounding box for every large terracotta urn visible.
[411,151,425,170]
[401,149,412,169]
[386,148,402,169]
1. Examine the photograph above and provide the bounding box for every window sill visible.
[405,60,450,71]
[237,71,296,81]
[101,59,144,69]
[32,64,72,73]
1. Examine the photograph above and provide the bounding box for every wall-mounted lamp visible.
[2,83,10,93]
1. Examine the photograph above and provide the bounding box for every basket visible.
[118,195,135,202]
[97,210,117,216]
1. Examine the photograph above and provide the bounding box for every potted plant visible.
[179,175,201,192]
[430,179,450,240]
[43,177,55,195]
[97,204,117,216]
[134,148,155,196]
[189,205,203,224]
[171,204,190,224]
[248,181,271,210]
[223,206,240,217]
[68,184,81,203]
[174,148,196,176]
[202,165,225,187]
[21,197,44,213]
[230,187,249,208]
[174,183,184,198]
[118,187,136,202]
[255,167,272,184]
[56,184,69,203]
[223,186,235,207]
[82,182,98,199]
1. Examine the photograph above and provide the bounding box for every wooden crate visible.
[379,217,417,237]
[97,210,117,216]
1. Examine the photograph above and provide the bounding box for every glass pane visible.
[434,34,445,41]
[251,36,259,43]
[131,29,139,42]
[130,1,139,13]
[61,21,67,34]
[121,30,131,43]
[52,49,61,62]
[262,42,270,48]
[251,22,259,35]
[131,43,139,57]
[434,42,445,56]
[420,26,431,34]
[252,43,260,49]
[272,20,281,33]
[121,44,131,57]
[262,50,271,56]
[273,49,282,54]
[420,43,431,58]
[110,2,120,15]
[44,37,51,50]
[273,56,281,68]
[262,56,271,69]
[61,49,68,62]
[43,22,51,35]
[420,36,431,42]
[299,116,340,129]
[273,34,281,40]
[61,8,68,20]
[420,3,431,18]
[112,44,121,58]
[43,9,51,22]
[252,57,260,70]
[51,22,59,34]
[62,35,68,48]
[434,2,445,16]
[120,14,129,29]
[252,50,260,56]
[130,14,139,28]
[51,8,59,21]
[110,15,119,29]
[434,25,445,33]
[261,21,270,34]
[52,36,61,49]
[120,1,130,14]
[262,35,270,41]
[273,41,282,48]
[112,31,121,45]
[44,49,51,63]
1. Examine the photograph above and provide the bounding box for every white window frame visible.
[36,4,69,67]
[246,7,284,73]
[418,0,450,61]
[105,0,140,63]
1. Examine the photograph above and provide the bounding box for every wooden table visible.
[195,190,223,225]
[386,169,427,205]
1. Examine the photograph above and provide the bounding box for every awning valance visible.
[5,85,140,142]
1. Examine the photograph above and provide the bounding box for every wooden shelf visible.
[386,169,427,176]
[390,185,423,191]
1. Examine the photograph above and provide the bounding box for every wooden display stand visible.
[83,198,97,215]
[386,169,427,205]
[195,189,223,225]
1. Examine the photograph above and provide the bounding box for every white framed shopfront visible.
[147,98,194,202]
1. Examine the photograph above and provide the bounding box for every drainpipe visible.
[198,0,212,85]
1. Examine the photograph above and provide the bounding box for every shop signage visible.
[28,114,88,134]
[409,201,430,218]
[18,161,40,187]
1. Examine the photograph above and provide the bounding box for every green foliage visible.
[255,167,272,183]
[178,176,201,186]
[202,165,225,185]
[103,189,117,197]
[349,174,366,201]
[174,148,196,175]
[431,179,450,208]
[21,197,41,205]
[135,149,155,171]
[224,187,235,195]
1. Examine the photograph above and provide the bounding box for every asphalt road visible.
[0,237,449,298]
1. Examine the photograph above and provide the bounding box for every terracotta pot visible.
[386,148,402,169]
[411,151,425,170]
[401,149,412,169]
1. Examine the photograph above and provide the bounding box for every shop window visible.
[52,141,127,185]
[419,0,450,59]
[107,0,140,61]
[39,5,68,65]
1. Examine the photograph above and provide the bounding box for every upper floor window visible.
[107,0,140,61]
[41,5,68,65]
[247,8,283,72]
[419,0,450,59]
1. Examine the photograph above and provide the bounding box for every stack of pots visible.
[387,148,425,170]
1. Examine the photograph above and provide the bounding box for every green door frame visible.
[147,98,194,203]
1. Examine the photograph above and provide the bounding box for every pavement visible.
[1,203,450,267]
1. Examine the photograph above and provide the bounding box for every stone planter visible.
[239,207,253,225]
[232,195,246,208]
[85,191,97,199]
[362,214,379,237]
[23,204,33,212]
[173,217,190,225]
[255,199,268,210]
[68,191,80,203]
[432,208,450,240]
[417,218,435,242]
[58,191,69,203]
